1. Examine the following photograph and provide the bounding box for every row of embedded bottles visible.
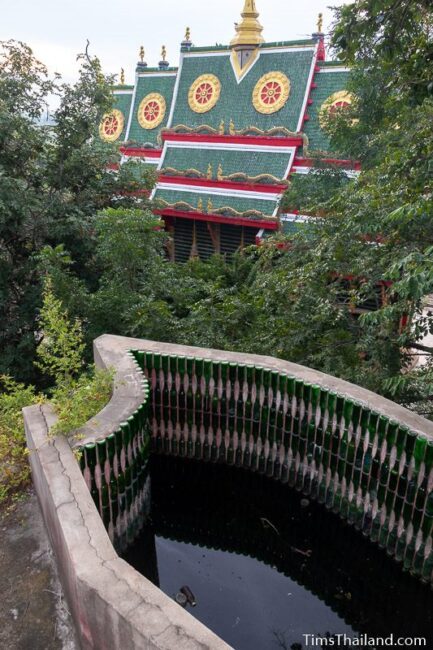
[79,383,152,552]
[131,350,433,585]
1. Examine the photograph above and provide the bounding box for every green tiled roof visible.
[170,48,315,132]
[154,188,278,219]
[161,147,291,180]
[113,93,133,142]
[127,74,177,146]
[281,218,310,235]
[304,69,351,153]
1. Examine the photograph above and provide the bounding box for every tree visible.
[0,41,155,383]
[36,278,86,385]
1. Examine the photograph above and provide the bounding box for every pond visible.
[123,455,433,650]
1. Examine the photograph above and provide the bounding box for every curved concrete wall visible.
[24,335,433,649]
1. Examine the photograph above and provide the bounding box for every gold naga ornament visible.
[319,90,355,129]
[252,71,291,115]
[188,74,221,114]
[138,93,167,130]
[99,109,124,142]
[207,198,214,213]
[120,68,125,85]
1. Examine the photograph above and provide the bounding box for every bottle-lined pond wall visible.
[26,336,433,650]
[79,381,151,552]
[122,349,433,585]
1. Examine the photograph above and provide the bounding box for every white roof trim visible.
[317,67,351,73]
[137,72,178,78]
[164,141,297,155]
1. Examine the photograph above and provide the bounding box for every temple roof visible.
[101,2,355,232]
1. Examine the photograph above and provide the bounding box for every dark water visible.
[124,455,433,650]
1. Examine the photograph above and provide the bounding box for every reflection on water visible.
[123,455,433,650]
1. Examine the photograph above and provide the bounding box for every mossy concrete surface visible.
[0,491,77,650]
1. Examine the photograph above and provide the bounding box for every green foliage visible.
[50,367,113,437]
[0,281,112,506]
[0,376,42,504]
[36,279,86,385]
[0,40,155,384]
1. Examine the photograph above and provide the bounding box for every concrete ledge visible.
[94,334,433,440]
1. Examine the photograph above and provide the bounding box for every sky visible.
[2,0,350,86]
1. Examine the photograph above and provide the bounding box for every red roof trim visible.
[294,157,361,171]
[158,176,287,194]
[161,132,303,147]
[154,208,278,230]
[120,147,162,158]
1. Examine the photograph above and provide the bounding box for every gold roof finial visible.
[197,198,203,211]
[139,46,145,62]
[317,13,324,33]
[207,163,213,180]
[161,45,167,62]
[207,198,213,213]
[230,0,264,48]
[217,164,223,181]
[185,27,191,41]
[120,68,125,85]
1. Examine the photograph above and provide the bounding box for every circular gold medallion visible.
[252,72,291,115]
[319,91,354,129]
[99,109,124,142]
[138,93,166,130]
[188,74,221,114]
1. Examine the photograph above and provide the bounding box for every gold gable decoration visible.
[252,72,291,115]
[319,91,355,129]
[99,109,124,142]
[138,93,166,130]
[188,74,221,114]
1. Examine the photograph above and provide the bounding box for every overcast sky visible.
[2,0,350,86]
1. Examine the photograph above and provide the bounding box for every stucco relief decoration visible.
[252,72,291,115]
[138,93,167,130]
[99,109,125,142]
[188,74,222,114]
[319,90,355,129]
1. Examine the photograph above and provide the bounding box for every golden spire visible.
[120,68,125,85]
[230,0,264,48]
[161,45,167,62]
[139,46,145,62]
[317,13,324,33]
[185,26,191,41]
